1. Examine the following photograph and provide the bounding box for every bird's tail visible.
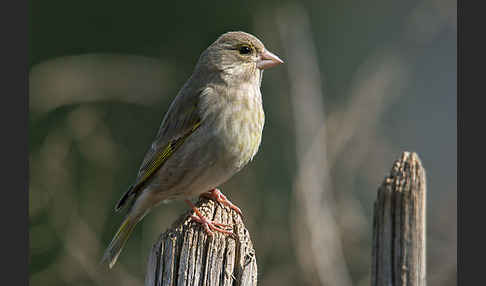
[101,215,139,269]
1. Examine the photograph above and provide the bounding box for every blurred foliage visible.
[29,0,456,285]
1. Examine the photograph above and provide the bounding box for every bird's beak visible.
[257,49,284,70]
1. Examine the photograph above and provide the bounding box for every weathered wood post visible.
[145,197,257,286]
[371,151,427,286]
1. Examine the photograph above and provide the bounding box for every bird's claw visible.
[185,199,236,237]
[201,188,243,216]
[189,215,234,236]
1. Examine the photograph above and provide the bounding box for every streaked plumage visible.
[102,31,283,268]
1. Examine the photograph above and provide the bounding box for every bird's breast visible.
[208,87,265,170]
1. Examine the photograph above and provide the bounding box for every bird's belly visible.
[179,155,239,197]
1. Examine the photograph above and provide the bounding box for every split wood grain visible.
[145,198,257,286]
[371,152,427,286]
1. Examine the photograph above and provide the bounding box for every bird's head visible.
[196,31,284,84]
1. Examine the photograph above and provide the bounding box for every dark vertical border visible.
[458,0,485,285]
[2,0,28,284]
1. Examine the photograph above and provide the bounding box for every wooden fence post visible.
[371,151,427,286]
[145,197,257,286]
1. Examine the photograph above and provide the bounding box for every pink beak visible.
[257,49,284,70]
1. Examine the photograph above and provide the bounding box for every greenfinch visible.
[101,31,283,268]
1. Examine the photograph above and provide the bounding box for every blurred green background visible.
[29,0,456,285]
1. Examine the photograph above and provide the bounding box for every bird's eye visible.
[238,45,252,55]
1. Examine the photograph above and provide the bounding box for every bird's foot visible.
[185,200,235,236]
[201,188,243,216]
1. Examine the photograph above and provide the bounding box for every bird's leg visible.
[185,199,234,236]
[200,188,243,216]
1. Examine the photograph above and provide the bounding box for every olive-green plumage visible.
[101,31,283,268]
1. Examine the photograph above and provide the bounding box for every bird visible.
[101,31,283,269]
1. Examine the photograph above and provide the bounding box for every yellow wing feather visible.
[136,120,201,187]
[114,119,201,211]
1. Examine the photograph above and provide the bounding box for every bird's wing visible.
[115,90,202,211]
